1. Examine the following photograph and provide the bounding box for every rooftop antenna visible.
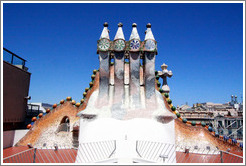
[235,95,238,104]
[231,95,234,105]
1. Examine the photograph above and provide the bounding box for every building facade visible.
[3,48,31,148]
[3,48,31,131]
[177,96,243,141]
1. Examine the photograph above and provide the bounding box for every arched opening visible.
[61,116,70,124]
[110,57,115,65]
[57,116,70,132]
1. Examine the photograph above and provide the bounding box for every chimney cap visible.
[146,23,151,28]
[103,22,108,27]
[118,22,123,27]
[132,23,137,27]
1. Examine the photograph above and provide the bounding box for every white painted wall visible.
[3,130,29,149]
[3,131,15,149]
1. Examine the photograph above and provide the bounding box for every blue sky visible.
[3,3,244,106]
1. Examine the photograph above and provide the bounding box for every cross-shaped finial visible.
[158,63,173,93]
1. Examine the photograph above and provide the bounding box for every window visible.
[218,121,222,127]
[227,120,231,127]
[232,121,237,128]
[237,120,241,126]
[237,130,242,135]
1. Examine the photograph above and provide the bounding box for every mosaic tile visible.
[98,38,110,51]
[114,39,125,51]
[145,40,156,51]
[130,39,140,51]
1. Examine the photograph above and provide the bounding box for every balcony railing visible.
[3,47,27,70]
[27,104,41,117]
[135,140,243,163]
[180,114,213,119]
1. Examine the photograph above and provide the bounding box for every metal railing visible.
[220,150,244,163]
[3,47,27,70]
[136,140,243,163]
[3,141,243,163]
[175,145,221,163]
[3,148,36,163]
[75,140,116,163]
[3,145,77,163]
[136,140,176,163]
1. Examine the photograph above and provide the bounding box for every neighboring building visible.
[178,103,214,126]
[27,102,52,117]
[214,115,243,140]
[3,48,54,149]
[178,95,243,140]
[3,48,31,131]
[213,95,243,141]
[3,48,31,148]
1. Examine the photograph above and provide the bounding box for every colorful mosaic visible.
[130,39,140,51]
[145,40,156,51]
[98,38,110,51]
[114,39,125,51]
